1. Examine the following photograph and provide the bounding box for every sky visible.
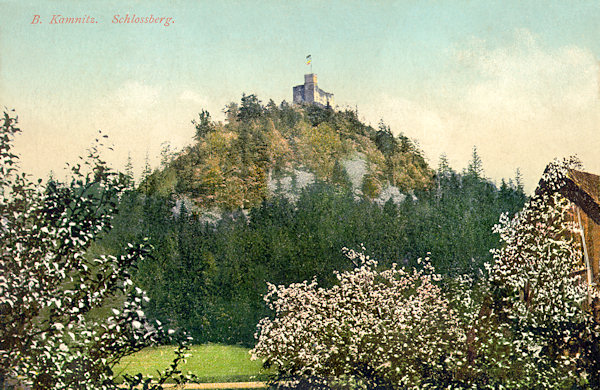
[1,0,599,193]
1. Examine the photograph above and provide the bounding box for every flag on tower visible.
[306,55,312,65]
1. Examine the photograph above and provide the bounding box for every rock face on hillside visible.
[143,96,433,212]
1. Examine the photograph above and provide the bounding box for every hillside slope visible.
[143,95,433,210]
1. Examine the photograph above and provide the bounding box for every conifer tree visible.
[466,146,484,179]
[514,167,524,193]
[192,110,213,141]
[142,151,152,179]
[125,152,135,187]
[160,142,175,169]
[437,153,452,178]
[141,151,152,194]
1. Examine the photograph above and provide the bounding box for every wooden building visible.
[536,168,600,316]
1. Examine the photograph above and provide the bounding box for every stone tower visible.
[293,73,334,107]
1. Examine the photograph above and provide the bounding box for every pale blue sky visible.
[1,0,600,191]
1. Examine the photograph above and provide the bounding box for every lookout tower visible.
[293,74,334,108]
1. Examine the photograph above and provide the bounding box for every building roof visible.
[536,168,600,224]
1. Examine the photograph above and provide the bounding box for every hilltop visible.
[141,94,433,211]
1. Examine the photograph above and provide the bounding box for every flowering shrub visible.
[0,111,191,389]
[485,157,600,388]
[252,249,466,388]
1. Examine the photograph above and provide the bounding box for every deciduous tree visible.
[0,111,190,390]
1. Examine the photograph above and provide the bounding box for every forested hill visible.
[96,95,527,346]
[141,94,433,210]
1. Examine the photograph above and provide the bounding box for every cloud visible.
[178,90,225,122]
[448,29,599,189]
[365,29,600,192]
[179,90,208,106]
[113,81,160,113]
[454,29,597,120]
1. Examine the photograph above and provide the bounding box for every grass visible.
[114,344,272,383]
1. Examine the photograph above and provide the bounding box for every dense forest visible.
[92,96,527,345]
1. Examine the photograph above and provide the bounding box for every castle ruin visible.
[293,74,334,107]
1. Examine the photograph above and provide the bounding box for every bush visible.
[252,249,465,388]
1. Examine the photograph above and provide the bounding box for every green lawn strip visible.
[114,344,272,383]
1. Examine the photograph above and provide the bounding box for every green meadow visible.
[114,344,271,383]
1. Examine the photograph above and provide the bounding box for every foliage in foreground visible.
[253,249,463,389]
[0,111,191,389]
[252,158,600,389]
[484,157,600,387]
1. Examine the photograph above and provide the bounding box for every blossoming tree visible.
[484,157,600,388]
[0,111,190,389]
